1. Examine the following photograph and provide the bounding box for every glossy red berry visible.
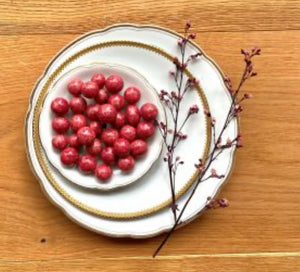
[60,147,79,166]
[100,147,116,165]
[114,112,126,128]
[68,78,83,96]
[108,94,125,110]
[113,138,130,158]
[86,104,101,121]
[78,154,97,173]
[124,87,141,104]
[140,103,158,121]
[52,134,68,150]
[81,81,99,98]
[95,89,109,104]
[120,125,136,142]
[51,97,69,115]
[136,121,155,139]
[70,97,87,113]
[91,73,105,88]
[70,114,87,132]
[68,134,80,148]
[117,155,135,171]
[125,105,140,126]
[130,139,148,157]
[77,126,96,145]
[105,74,124,93]
[95,164,112,181]
[52,116,69,134]
[86,138,102,156]
[98,104,117,123]
[101,128,119,146]
[89,121,102,135]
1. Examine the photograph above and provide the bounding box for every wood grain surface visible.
[1,0,300,271]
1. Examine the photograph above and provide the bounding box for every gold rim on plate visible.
[31,40,211,219]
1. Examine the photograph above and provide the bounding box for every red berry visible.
[68,134,80,148]
[125,105,140,126]
[140,103,158,121]
[98,104,117,123]
[100,147,116,165]
[95,164,112,181]
[51,97,69,115]
[108,94,125,110]
[78,154,97,173]
[91,73,105,88]
[130,139,148,157]
[95,89,109,104]
[113,138,130,158]
[114,112,126,128]
[86,104,101,121]
[81,81,99,98]
[101,128,119,146]
[86,138,102,156]
[136,121,155,139]
[60,147,79,166]
[52,134,68,150]
[70,114,87,132]
[70,97,87,113]
[77,126,96,145]
[120,125,136,142]
[52,116,69,134]
[68,78,83,96]
[124,87,141,104]
[89,121,102,135]
[105,74,124,93]
[117,155,135,171]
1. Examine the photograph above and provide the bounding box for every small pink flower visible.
[204,108,211,117]
[189,105,199,114]
[177,39,183,47]
[226,138,232,145]
[251,47,261,55]
[205,198,217,209]
[188,33,196,39]
[173,57,179,65]
[211,168,217,177]
[188,77,199,87]
[211,117,216,126]
[218,198,229,208]
[180,63,187,70]
[176,132,187,139]
[169,71,175,76]
[244,93,253,99]
[185,20,191,30]
[190,53,202,60]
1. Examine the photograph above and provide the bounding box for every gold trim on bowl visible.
[31,40,211,219]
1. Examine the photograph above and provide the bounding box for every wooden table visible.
[1,0,300,271]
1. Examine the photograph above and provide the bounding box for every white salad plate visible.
[40,63,166,191]
[26,24,238,238]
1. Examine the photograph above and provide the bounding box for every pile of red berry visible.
[51,73,158,181]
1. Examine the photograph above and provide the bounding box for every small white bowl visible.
[39,63,166,191]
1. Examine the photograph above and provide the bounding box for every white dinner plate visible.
[26,24,238,238]
[40,63,166,191]
[28,39,210,218]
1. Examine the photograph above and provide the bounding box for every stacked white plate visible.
[25,24,238,238]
